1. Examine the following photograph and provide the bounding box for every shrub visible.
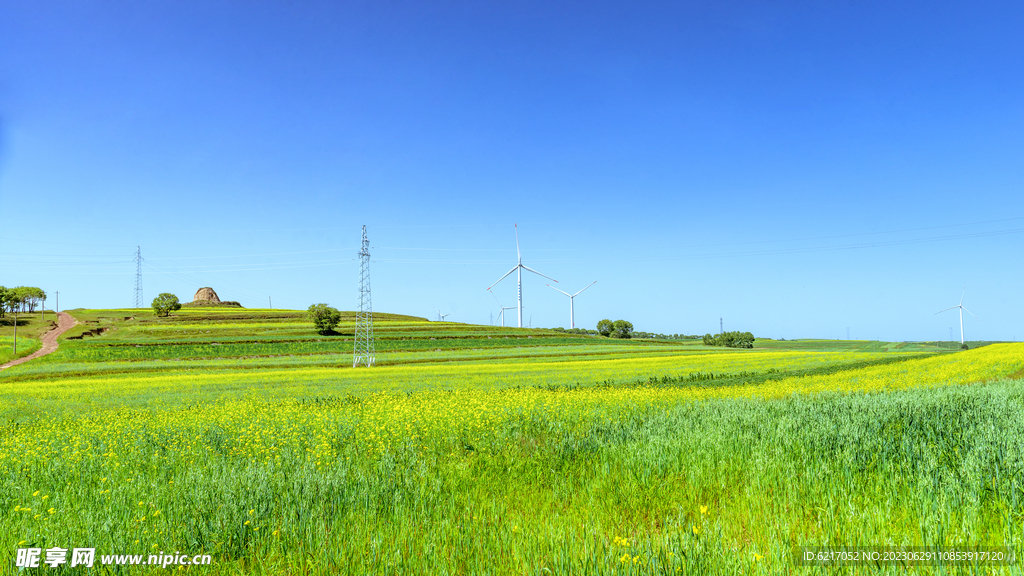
[307,304,342,335]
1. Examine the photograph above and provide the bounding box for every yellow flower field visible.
[2,336,1022,574]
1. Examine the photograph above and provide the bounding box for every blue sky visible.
[1,0,1021,341]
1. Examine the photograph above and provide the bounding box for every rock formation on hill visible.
[184,287,242,308]
[193,287,221,303]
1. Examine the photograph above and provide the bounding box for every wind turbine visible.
[436,310,452,322]
[487,224,557,328]
[935,289,976,345]
[488,289,517,328]
[547,281,596,329]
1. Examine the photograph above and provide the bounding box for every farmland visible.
[2,308,1023,574]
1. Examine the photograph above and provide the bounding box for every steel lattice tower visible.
[133,246,144,308]
[353,226,375,367]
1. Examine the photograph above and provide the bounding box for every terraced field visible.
[2,308,1023,574]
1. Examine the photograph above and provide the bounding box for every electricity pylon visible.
[133,247,143,308]
[353,226,375,367]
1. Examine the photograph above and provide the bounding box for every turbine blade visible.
[962,306,977,318]
[960,288,965,306]
[935,306,958,314]
[521,265,557,283]
[514,223,521,262]
[488,288,502,307]
[572,280,597,297]
[487,266,519,290]
[547,284,571,297]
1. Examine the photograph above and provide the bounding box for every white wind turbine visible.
[488,289,517,328]
[547,281,596,329]
[935,289,976,345]
[487,224,557,328]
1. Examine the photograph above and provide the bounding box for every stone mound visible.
[193,287,221,303]
[182,300,242,308]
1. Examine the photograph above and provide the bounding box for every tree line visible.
[0,286,47,318]
[550,324,702,341]
[702,331,755,348]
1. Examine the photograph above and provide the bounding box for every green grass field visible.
[0,310,56,366]
[2,308,1023,574]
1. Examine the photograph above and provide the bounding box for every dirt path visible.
[0,311,78,371]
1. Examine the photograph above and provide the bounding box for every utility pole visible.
[133,247,143,308]
[353,225,375,367]
[56,291,59,313]
[490,312,494,326]
[12,310,17,354]
[720,317,723,334]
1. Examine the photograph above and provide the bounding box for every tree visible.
[152,293,182,317]
[611,320,634,339]
[3,287,28,316]
[307,303,342,335]
[21,287,45,312]
[597,319,613,337]
[703,331,755,348]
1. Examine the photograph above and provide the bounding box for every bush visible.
[307,304,342,335]
[703,331,755,348]
[151,293,181,317]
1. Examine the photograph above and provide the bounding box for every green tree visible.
[611,320,634,339]
[21,287,45,312]
[596,319,613,337]
[152,293,182,317]
[4,287,28,315]
[307,303,342,335]
[703,331,755,348]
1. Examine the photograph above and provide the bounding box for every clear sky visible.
[1,0,1021,341]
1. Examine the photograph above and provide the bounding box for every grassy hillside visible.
[0,310,55,365]
[0,308,706,381]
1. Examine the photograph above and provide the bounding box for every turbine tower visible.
[546,281,596,329]
[487,224,557,328]
[488,288,517,328]
[353,225,375,367]
[935,289,976,345]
